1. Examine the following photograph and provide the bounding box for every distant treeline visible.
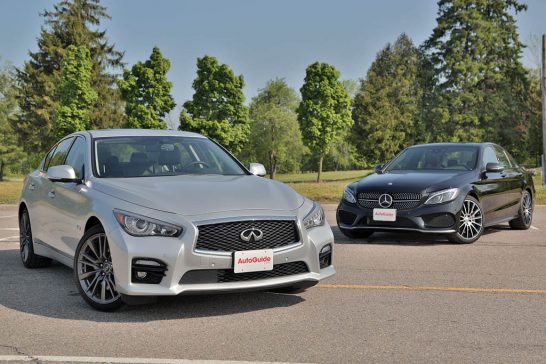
[0,0,542,182]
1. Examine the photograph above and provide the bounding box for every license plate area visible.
[234,249,274,273]
[373,208,397,222]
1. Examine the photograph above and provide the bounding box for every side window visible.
[65,137,87,179]
[47,137,75,170]
[41,144,59,172]
[482,147,498,168]
[494,146,512,169]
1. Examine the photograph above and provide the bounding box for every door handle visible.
[48,190,56,199]
[29,183,36,191]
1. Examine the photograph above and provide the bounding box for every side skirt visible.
[33,239,74,268]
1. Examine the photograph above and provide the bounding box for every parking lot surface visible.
[0,204,545,363]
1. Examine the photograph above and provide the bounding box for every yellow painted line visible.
[317,284,546,295]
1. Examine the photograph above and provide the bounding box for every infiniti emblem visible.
[378,194,393,208]
[240,228,264,242]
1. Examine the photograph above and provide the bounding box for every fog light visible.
[136,271,148,279]
[131,258,168,284]
[319,244,332,269]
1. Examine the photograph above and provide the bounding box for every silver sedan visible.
[18,129,335,310]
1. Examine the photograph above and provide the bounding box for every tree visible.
[118,47,175,129]
[423,0,530,154]
[352,34,425,164]
[244,79,304,179]
[179,55,249,152]
[15,0,124,153]
[0,61,23,180]
[298,62,352,182]
[53,45,97,139]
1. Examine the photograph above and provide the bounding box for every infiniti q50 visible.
[337,143,534,244]
[19,129,335,310]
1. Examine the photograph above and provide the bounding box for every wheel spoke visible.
[79,269,100,280]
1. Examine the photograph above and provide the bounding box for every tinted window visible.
[47,137,75,170]
[482,146,498,167]
[387,145,479,171]
[41,144,58,172]
[65,137,87,179]
[494,146,512,169]
[94,136,247,178]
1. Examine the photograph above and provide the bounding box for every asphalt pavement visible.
[0,203,545,363]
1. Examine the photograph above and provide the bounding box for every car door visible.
[475,146,510,225]
[493,145,522,219]
[38,136,75,251]
[47,136,93,257]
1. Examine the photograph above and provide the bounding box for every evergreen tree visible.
[298,62,352,182]
[423,0,530,152]
[54,45,97,139]
[0,61,23,180]
[352,34,425,164]
[118,47,175,129]
[15,0,124,152]
[244,79,304,179]
[179,55,249,152]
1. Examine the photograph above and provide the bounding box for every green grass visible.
[0,178,23,204]
[274,169,371,183]
[533,174,545,205]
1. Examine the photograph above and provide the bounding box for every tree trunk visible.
[0,160,4,182]
[317,154,323,183]
[269,152,276,180]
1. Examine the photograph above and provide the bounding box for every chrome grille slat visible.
[195,220,299,252]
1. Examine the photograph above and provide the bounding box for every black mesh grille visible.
[195,220,299,252]
[179,261,309,284]
[338,210,357,225]
[357,192,422,210]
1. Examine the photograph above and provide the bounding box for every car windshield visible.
[386,145,479,172]
[94,136,247,178]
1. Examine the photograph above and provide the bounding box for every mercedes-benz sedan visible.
[19,129,335,310]
[337,143,534,244]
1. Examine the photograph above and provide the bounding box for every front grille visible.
[357,192,422,210]
[179,261,309,284]
[338,210,357,225]
[195,220,299,252]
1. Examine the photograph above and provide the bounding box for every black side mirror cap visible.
[485,162,503,173]
[375,164,384,174]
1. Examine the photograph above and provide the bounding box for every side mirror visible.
[46,165,80,183]
[375,164,384,174]
[485,162,503,173]
[248,163,267,177]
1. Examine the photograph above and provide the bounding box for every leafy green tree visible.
[15,0,124,152]
[179,55,249,152]
[0,61,23,180]
[423,0,530,154]
[118,47,175,129]
[352,34,425,164]
[243,79,304,179]
[298,62,352,182]
[53,45,97,139]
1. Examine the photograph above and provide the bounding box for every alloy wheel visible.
[522,192,533,226]
[457,199,483,240]
[76,233,120,305]
[19,212,31,263]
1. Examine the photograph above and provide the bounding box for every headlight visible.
[343,186,357,204]
[424,188,459,205]
[303,202,325,230]
[113,209,182,237]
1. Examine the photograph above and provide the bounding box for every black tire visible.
[339,227,374,239]
[74,225,124,311]
[19,209,52,268]
[448,196,484,244]
[509,190,533,230]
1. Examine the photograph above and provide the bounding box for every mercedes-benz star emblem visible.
[378,194,393,208]
[240,228,264,242]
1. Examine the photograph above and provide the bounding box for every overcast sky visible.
[1,0,545,111]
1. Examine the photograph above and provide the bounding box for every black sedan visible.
[337,143,535,244]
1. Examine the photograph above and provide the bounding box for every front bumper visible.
[336,195,465,234]
[105,214,335,297]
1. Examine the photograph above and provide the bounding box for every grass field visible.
[0,171,544,205]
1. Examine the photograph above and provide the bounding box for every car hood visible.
[356,170,475,194]
[91,175,304,216]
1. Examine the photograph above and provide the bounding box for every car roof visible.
[77,129,207,139]
[408,142,492,149]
